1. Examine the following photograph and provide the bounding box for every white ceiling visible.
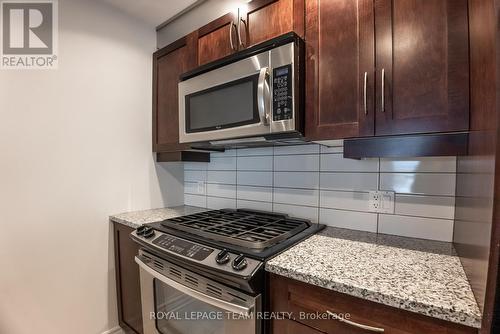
[102,0,200,27]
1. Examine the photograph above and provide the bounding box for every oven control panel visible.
[152,234,213,261]
[132,228,263,277]
[272,64,293,121]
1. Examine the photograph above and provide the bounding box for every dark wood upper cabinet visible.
[374,0,469,136]
[240,0,305,49]
[153,33,197,153]
[197,13,237,66]
[305,0,470,141]
[305,0,375,140]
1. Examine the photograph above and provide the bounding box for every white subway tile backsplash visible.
[207,157,237,170]
[380,173,456,196]
[184,194,207,208]
[274,144,320,155]
[184,162,208,171]
[184,145,458,241]
[237,199,273,211]
[207,171,236,185]
[237,156,273,171]
[274,188,319,207]
[378,214,454,242]
[395,194,455,219]
[185,170,206,182]
[320,190,370,212]
[380,157,457,173]
[206,184,236,198]
[321,154,379,172]
[184,182,204,195]
[274,172,319,189]
[319,208,378,232]
[237,147,274,156]
[315,139,344,148]
[207,197,236,210]
[274,154,319,171]
[273,203,319,223]
[237,171,273,186]
[237,186,273,202]
[320,173,378,191]
[320,145,343,154]
[211,149,237,157]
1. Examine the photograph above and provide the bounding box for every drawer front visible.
[273,318,324,334]
[270,274,477,334]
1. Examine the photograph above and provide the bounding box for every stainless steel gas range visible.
[131,209,324,334]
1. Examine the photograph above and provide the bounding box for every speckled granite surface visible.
[109,205,208,228]
[266,227,482,328]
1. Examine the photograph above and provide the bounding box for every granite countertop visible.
[110,207,481,328]
[266,227,482,328]
[109,205,208,228]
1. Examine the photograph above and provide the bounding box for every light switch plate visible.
[368,191,395,213]
[379,191,395,214]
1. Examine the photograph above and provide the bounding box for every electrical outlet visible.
[369,191,381,212]
[368,191,395,213]
[197,181,206,195]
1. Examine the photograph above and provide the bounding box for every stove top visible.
[131,208,324,288]
[133,208,324,261]
[160,209,310,249]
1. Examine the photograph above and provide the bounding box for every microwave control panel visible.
[272,64,293,121]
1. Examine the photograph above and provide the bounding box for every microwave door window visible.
[185,74,260,133]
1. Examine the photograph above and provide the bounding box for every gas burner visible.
[159,209,310,249]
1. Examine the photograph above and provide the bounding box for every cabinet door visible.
[270,274,477,334]
[304,0,375,140]
[240,0,305,48]
[198,13,237,66]
[375,0,469,135]
[153,33,197,152]
[114,223,142,334]
[273,318,324,334]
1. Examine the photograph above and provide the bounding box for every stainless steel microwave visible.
[178,33,304,147]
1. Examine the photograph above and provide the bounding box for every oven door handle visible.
[135,256,254,316]
[257,67,270,126]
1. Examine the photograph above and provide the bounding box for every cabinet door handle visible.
[238,18,247,48]
[326,310,385,333]
[363,72,368,115]
[229,21,237,51]
[381,68,385,112]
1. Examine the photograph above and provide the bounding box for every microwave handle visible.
[135,256,253,316]
[257,67,270,125]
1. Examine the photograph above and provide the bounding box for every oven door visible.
[178,50,272,144]
[135,253,261,334]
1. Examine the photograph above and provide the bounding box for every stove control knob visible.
[215,250,230,265]
[143,227,155,239]
[136,225,147,236]
[232,254,247,271]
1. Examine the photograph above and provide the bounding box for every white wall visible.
[184,144,457,242]
[0,1,183,333]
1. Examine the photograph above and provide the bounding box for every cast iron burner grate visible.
[160,209,310,249]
